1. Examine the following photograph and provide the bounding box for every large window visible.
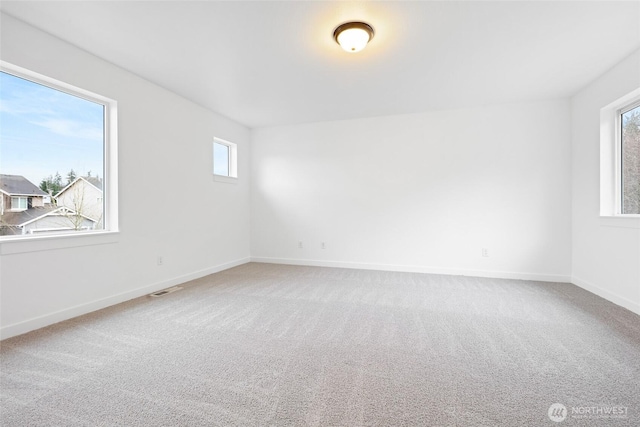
[621,103,640,214]
[0,61,117,238]
[600,89,640,218]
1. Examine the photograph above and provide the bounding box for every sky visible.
[0,71,104,187]
[213,141,229,176]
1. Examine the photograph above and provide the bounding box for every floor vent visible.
[149,286,183,297]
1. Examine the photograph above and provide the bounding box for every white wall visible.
[4,12,635,341]
[571,49,640,315]
[0,14,251,338]
[251,100,572,281]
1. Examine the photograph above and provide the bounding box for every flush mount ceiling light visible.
[333,21,374,53]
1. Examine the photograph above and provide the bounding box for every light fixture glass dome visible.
[333,22,374,53]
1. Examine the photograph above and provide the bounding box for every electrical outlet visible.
[482,248,489,257]
[157,256,164,266]
[298,241,303,249]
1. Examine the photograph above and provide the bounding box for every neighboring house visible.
[0,174,97,236]
[54,176,103,226]
[0,205,97,236]
[0,174,48,215]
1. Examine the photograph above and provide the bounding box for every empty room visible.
[1,1,639,426]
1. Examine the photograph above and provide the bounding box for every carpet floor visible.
[1,263,639,426]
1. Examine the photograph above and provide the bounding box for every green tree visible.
[39,172,63,195]
[66,169,77,185]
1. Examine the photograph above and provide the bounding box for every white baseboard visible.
[7,257,634,341]
[0,257,250,340]
[571,276,640,316]
[250,256,572,283]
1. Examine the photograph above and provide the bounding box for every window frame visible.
[10,196,28,211]
[618,100,640,215]
[212,137,238,184]
[599,88,640,230]
[0,60,119,252]
[213,141,231,176]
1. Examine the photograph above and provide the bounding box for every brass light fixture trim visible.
[333,21,375,52]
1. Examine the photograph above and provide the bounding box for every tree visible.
[66,169,77,185]
[39,169,81,196]
[13,171,103,234]
[58,184,87,230]
[622,109,640,214]
[53,177,103,231]
[39,172,63,195]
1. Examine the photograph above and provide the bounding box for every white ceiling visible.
[1,1,639,128]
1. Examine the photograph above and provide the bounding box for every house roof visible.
[55,176,103,198]
[0,174,48,197]
[0,205,98,227]
[84,176,103,191]
[1,205,60,227]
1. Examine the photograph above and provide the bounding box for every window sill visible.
[599,215,640,229]
[213,174,238,184]
[0,230,119,255]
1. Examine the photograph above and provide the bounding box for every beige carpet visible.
[1,263,639,426]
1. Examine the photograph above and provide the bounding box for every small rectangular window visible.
[212,137,237,181]
[621,104,640,214]
[213,142,230,177]
[10,197,27,210]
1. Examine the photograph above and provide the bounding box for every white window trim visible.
[10,196,27,211]
[619,99,640,215]
[212,137,238,184]
[0,231,119,255]
[600,87,640,228]
[0,61,119,251]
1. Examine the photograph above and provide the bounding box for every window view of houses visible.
[0,71,105,237]
[622,105,640,214]
[0,173,103,236]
